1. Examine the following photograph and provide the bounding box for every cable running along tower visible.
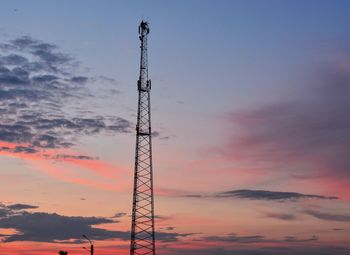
[130,21,156,255]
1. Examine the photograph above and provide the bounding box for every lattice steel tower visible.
[130,21,156,255]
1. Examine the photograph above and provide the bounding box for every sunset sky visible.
[0,1,350,254]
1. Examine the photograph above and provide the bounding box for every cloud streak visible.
[164,245,350,255]
[215,189,337,201]
[200,233,265,243]
[183,189,337,201]
[7,204,39,210]
[304,210,350,222]
[264,212,298,221]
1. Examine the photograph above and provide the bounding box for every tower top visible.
[139,21,150,35]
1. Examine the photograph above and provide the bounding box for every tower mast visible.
[130,21,156,255]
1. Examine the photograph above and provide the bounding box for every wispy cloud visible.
[0,35,133,188]
[0,35,131,158]
[215,60,350,199]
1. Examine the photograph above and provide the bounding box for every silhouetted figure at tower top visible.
[59,251,68,255]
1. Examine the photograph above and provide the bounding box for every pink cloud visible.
[0,141,127,191]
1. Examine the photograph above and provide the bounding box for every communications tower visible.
[130,21,156,255]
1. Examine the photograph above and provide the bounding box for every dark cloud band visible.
[0,203,190,243]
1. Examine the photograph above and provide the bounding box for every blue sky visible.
[2,0,350,111]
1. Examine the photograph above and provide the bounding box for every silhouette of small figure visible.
[59,251,68,255]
